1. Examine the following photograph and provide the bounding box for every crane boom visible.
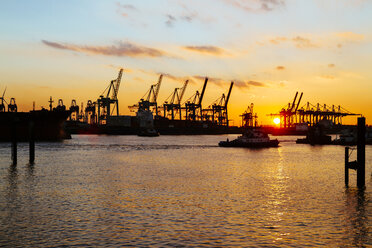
[198,77,208,105]
[224,81,234,108]
[178,80,188,104]
[112,68,123,100]
[153,74,163,102]
[294,92,303,112]
[290,92,298,111]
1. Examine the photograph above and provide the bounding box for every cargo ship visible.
[0,109,71,142]
[65,112,243,135]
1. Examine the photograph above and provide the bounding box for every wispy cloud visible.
[292,36,318,48]
[164,9,199,27]
[165,14,177,27]
[137,69,267,90]
[276,66,285,70]
[183,45,225,55]
[223,0,285,12]
[235,80,267,88]
[328,63,335,68]
[270,37,287,44]
[162,73,189,82]
[42,40,168,58]
[335,32,364,42]
[268,35,318,48]
[192,75,267,89]
[116,2,137,17]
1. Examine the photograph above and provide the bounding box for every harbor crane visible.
[0,88,17,112]
[69,99,79,121]
[269,92,303,128]
[162,80,188,120]
[97,68,123,124]
[129,74,163,116]
[0,88,7,112]
[203,81,233,126]
[184,77,208,121]
[54,99,66,111]
[240,103,257,128]
[297,102,358,126]
[85,100,96,124]
[269,92,358,127]
[8,98,17,112]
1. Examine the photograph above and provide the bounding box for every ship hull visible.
[0,110,71,142]
[219,139,279,148]
[65,118,242,135]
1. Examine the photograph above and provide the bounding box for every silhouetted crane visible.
[203,81,233,126]
[129,74,163,116]
[162,80,188,120]
[0,88,7,112]
[69,99,79,121]
[85,100,96,124]
[240,103,257,128]
[184,77,208,121]
[8,98,17,112]
[97,68,124,124]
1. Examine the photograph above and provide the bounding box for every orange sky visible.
[1,0,371,125]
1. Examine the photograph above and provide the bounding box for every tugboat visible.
[219,128,279,148]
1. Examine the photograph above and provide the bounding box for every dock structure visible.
[345,117,366,189]
[64,72,240,134]
[269,92,359,128]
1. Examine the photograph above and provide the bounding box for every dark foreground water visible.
[0,135,371,247]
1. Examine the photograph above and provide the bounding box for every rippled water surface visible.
[0,135,371,247]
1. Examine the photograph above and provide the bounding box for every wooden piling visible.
[11,122,17,165]
[345,146,349,187]
[357,117,365,189]
[345,117,366,189]
[29,121,35,164]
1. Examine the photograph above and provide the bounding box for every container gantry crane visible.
[69,99,79,121]
[240,103,257,128]
[8,98,17,112]
[269,92,303,128]
[269,92,358,127]
[0,88,7,112]
[129,74,163,116]
[54,99,66,111]
[203,81,233,126]
[97,68,123,124]
[85,100,96,124]
[162,79,188,120]
[184,77,208,121]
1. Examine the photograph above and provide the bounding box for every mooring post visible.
[11,121,17,165]
[357,117,365,189]
[29,121,35,164]
[345,146,349,187]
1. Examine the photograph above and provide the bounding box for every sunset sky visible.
[0,0,371,125]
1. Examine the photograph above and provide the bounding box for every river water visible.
[0,135,371,247]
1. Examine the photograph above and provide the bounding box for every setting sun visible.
[273,118,280,125]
